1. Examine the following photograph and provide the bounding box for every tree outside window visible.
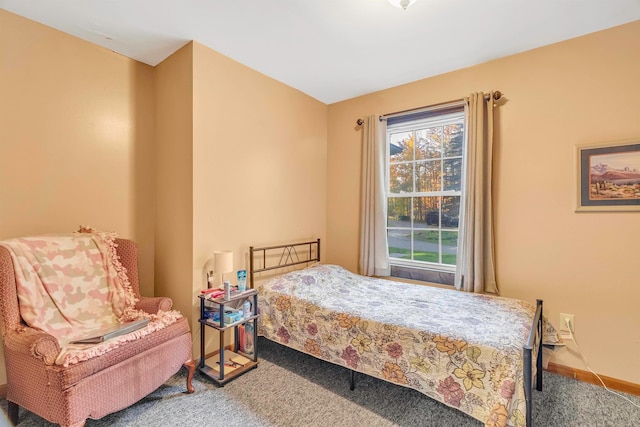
[387,112,464,272]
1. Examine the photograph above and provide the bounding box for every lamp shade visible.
[213,250,234,274]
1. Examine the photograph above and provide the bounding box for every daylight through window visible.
[386,108,465,275]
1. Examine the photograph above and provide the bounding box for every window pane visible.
[412,231,439,263]
[443,158,463,191]
[442,231,458,265]
[388,197,412,228]
[390,163,413,193]
[415,160,441,192]
[389,131,413,163]
[443,124,463,158]
[413,196,440,228]
[442,196,460,229]
[388,230,411,260]
[415,127,442,160]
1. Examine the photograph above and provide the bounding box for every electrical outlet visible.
[560,313,575,333]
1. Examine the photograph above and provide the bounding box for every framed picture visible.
[576,139,640,212]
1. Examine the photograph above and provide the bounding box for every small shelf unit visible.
[198,289,259,386]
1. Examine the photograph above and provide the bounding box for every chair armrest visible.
[136,296,173,314]
[3,327,60,365]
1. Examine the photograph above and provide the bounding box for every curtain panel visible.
[359,115,390,277]
[455,93,499,294]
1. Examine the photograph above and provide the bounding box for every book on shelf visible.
[238,325,245,352]
[212,362,239,375]
[210,353,252,374]
[230,354,251,366]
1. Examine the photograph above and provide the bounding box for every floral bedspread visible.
[258,264,558,427]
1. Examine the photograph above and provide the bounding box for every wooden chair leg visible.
[184,359,196,393]
[7,401,18,425]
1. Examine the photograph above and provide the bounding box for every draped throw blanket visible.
[0,227,182,366]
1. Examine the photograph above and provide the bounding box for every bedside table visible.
[198,289,259,385]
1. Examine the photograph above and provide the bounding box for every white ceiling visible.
[2,0,640,104]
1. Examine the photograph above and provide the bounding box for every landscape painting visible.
[576,140,640,211]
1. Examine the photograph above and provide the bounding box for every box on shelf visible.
[224,311,243,324]
[203,306,243,326]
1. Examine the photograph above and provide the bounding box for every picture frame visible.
[575,139,640,212]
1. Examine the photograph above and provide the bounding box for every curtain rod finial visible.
[356,118,364,126]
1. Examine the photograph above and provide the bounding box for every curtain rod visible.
[355,91,502,126]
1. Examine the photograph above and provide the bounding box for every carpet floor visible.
[2,337,639,426]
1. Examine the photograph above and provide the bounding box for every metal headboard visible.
[249,239,320,288]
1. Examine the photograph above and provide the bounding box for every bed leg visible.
[350,369,355,391]
[536,357,543,391]
[536,299,543,391]
[524,346,532,427]
[524,298,544,426]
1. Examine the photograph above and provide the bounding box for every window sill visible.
[389,264,454,286]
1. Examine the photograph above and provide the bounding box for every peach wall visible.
[327,21,640,384]
[0,10,156,384]
[191,42,327,356]
[0,9,327,389]
[153,43,194,334]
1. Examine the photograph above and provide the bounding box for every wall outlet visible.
[560,313,575,333]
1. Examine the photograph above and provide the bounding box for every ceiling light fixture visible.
[388,0,417,9]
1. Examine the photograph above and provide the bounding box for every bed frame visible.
[249,239,544,426]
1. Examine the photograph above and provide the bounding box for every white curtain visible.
[455,93,499,294]
[359,115,390,277]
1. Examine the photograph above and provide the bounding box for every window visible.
[386,107,465,283]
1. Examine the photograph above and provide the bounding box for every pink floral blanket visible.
[0,227,182,366]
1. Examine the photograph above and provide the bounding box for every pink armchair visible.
[0,238,195,427]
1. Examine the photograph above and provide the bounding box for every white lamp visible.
[388,0,416,9]
[210,250,233,288]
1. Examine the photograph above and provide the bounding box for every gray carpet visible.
[3,337,640,426]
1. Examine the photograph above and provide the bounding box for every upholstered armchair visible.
[0,238,195,427]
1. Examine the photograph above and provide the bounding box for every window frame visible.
[386,110,466,276]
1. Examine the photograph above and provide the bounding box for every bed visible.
[249,239,557,427]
